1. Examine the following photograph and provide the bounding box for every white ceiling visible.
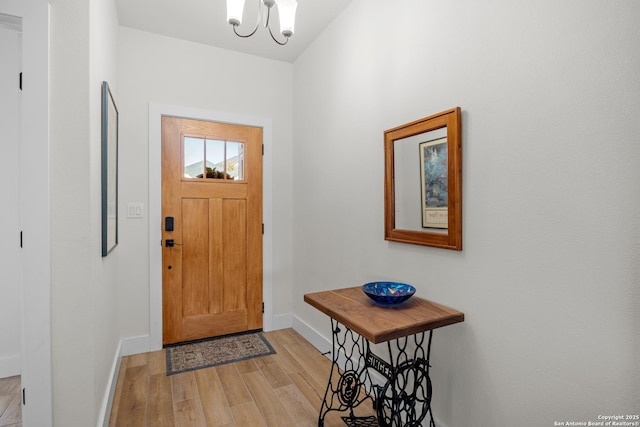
[115,0,352,63]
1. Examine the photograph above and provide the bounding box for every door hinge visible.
[262,144,264,155]
[262,302,264,313]
[20,231,23,248]
[262,224,264,235]
[22,388,25,405]
[19,72,22,91]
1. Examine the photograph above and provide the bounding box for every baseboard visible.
[121,334,152,356]
[291,315,332,355]
[270,313,293,331]
[97,340,122,427]
[97,333,156,427]
[0,354,21,378]
[291,314,383,380]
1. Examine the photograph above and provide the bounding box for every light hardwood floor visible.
[0,375,21,427]
[109,328,375,427]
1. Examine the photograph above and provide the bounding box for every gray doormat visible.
[165,331,275,376]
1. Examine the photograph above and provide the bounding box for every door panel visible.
[182,198,209,317]
[223,199,247,311]
[209,198,224,315]
[162,116,263,345]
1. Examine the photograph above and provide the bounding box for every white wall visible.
[20,3,52,425]
[293,1,640,426]
[50,0,120,425]
[116,27,294,340]
[50,1,94,423]
[0,26,22,378]
[90,0,120,423]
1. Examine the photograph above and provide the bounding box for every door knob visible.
[165,239,174,247]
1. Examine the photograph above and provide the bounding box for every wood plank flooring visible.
[109,328,375,427]
[0,375,21,427]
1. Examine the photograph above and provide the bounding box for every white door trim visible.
[17,2,52,426]
[148,103,274,350]
[0,25,22,379]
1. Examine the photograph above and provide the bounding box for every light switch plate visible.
[127,203,144,218]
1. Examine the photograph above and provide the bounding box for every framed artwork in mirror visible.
[101,81,118,256]
[384,107,462,250]
[419,136,448,229]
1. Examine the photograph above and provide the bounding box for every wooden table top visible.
[304,286,464,344]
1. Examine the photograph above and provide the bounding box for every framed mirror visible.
[384,107,462,250]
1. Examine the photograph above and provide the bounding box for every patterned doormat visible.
[165,331,276,376]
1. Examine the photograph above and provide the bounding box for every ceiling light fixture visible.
[226,0,298,46]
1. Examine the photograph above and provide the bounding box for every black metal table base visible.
[318,319,436,427]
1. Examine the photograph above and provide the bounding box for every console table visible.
[304,286,464,427]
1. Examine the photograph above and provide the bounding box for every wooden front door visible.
[161,116,263,345]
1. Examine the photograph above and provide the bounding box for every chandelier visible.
[226,0,298,45]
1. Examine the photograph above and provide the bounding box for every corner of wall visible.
[270,313,293,331]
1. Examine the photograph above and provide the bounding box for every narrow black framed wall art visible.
[101,81,118,256]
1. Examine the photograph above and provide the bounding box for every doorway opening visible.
[148,104,275,351]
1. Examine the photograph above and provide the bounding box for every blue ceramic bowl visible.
[362,282,416,305]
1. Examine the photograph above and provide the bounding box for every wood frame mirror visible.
[384,107,462,250]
